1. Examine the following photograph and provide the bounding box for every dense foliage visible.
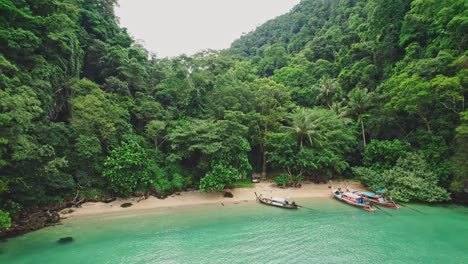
[0,0,466,229]
[231,0,467,203]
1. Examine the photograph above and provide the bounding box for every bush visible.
[102,141,152,197]
[384,153,450,202]
[200,163,243,192]
[354,152,450,203]
[363,139,410,172]
[291,174,304,186]
[3,200,22,217]
[171,173,184,191]
[352,167,385,190]
[0,210,11,231]
[275,173,289,187]
[80,188,105,199]
[232,180,255,188]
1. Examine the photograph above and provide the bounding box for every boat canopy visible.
[362,191,380,198]
[272,197,288,203]
[343,192,361,199]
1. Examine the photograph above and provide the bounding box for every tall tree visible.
[347,87,372,146]
[284,108,325,150]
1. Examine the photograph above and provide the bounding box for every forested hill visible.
[228,0,467,199]
[0,0,466,232]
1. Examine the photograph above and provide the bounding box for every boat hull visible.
[344,181,399,209]
[255,193,298,209]
[368,200,399,209]
[331,189,375,212]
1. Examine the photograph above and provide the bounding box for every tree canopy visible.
[1,0,467,230]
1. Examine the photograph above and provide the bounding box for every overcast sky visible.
[115,0,300,58]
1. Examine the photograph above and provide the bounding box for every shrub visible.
[275,173,289,187]
[0,210,11,231]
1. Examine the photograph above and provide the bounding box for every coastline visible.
[60,180,364,220]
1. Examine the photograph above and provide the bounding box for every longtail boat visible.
[330,183,376,212]
[254,192,298,209]
[344,181,399,209]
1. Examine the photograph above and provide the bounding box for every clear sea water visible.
[0,198,467,263]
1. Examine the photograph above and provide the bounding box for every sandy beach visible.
[60,180,365,219]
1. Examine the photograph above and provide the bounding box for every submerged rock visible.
[57,237,73,244]
[120,202,132,208]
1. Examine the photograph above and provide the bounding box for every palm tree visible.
[284,108,325,150]
[329,101,349,118]
[315,76,343,109]
[347,88,372,147]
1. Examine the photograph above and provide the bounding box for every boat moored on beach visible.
[344,181,399,209]
[255,192,298,209]
[330,183,376,212]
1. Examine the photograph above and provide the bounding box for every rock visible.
[57,237,73,244]
[223,191,234,198]
[120,202,132,208]
[147,186,158,196]
[29,216,47,231]
[103,197,116,203]
[61,209,74,215]
[133,191,145,197]
[48,212,60,223]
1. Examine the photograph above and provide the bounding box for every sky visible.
[115,0,300,58]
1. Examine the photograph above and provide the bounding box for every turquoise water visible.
[0,199,467,263]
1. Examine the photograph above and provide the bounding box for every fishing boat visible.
[330,184,376,211]
[254,192,298,209]
[344,181,399,209]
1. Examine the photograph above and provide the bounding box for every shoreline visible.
[60,180,365,220]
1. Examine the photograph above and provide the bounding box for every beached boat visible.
[330,184,376,212]
[254,192,298,209]
[344,182,399,209]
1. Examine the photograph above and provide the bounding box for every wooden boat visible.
[330,184,376,212]
[344,181,399,209]
[254,192,298,209]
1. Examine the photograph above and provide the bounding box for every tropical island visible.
[0,0,467,242]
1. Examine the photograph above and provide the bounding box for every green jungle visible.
[0,0,466,234]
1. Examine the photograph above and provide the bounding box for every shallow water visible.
[1,198,467,263]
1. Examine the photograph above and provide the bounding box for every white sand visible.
[60,180,365,219]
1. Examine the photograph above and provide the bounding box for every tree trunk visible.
[360,117,367,147]
[259,143,267,178]
[422,117,431,132]
[299,134,303,150]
